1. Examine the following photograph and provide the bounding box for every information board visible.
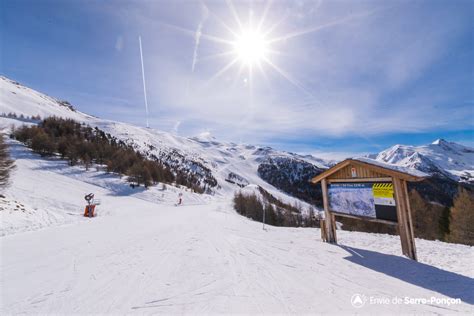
[328,182,397,222]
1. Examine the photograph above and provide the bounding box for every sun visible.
[167,0,379,95]
[233,30,268,66]
[169,0,338,92]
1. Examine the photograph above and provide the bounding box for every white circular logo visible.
[351,294,367,308]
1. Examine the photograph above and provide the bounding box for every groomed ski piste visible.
[1,139,473,314]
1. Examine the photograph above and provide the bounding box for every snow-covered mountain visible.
[2,74,472,203]
[0,76,328,210]
[0,76,93,121]
[369,140,474,183]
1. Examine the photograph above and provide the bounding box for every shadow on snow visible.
[9,141,147,197]
[340,245,474,305]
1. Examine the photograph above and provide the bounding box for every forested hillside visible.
[12,117,209,192]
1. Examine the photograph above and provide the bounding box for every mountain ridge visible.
[1,75,472,204]
[369,138,474,184]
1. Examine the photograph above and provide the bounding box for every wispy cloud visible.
[191,5,209,73]
[62,0,474,150]
[115,35,123,52]
[171,120,181,135]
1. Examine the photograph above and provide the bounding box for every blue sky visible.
[2,0,473,158]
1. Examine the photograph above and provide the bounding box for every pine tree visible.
[142,166,152,188]
[409,189,444,240]
[264,202,276,225]
[82,153,92,171]
[448,188,474,245]
[57,136,69,159]
[126,162,152,187]
[31,130,55,156]
[127,163,144,187]
[0,135,15,189]
[233,191,245,216]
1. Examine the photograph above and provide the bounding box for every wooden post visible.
[393,178,417,260]
[402,179,417,261]
[331,213,337,243]
[321,178,337,243]
[320,219,327,242]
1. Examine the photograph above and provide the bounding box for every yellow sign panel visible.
[372,183,394,199]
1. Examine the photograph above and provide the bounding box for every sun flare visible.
[167,0,380,95]
[233,30,268,66]
[171,0,332,92]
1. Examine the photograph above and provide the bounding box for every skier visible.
[175,192,183,206]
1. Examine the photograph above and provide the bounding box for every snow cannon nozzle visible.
[85,193,94,203]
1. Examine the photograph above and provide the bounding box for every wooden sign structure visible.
[311,158,425,261]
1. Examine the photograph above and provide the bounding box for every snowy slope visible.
[0,139,210,236]
[1,140,473,314]
[371,139,474,183]
[0,76,92,121]
[0,76,327,211]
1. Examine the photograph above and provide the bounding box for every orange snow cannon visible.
[84,205,96,217]
[84,193,96,217]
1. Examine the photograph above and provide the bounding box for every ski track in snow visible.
[1,134,474,314]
